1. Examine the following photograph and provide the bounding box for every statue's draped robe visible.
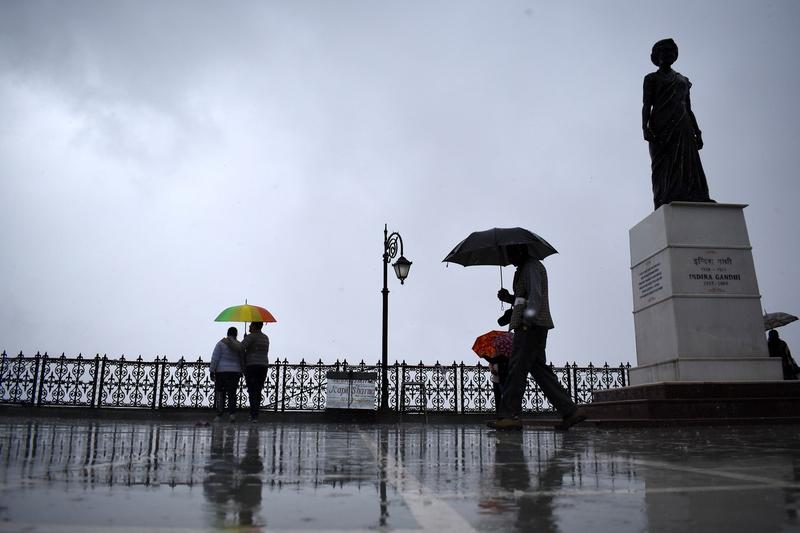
[644,70,710,209]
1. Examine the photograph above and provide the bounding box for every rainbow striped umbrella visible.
[215,304,277,323]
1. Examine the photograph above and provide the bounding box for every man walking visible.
[242,321,270,422]
[210,327,243,421]
[489,244,586,431]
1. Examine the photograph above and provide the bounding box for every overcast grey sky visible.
[1,0,798,366]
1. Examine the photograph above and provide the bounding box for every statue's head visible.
[651,38,678,67]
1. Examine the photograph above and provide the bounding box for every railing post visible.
[298,359,306,410]
[97,355,107,408]
[570,363,578,404]
[11,351,23,404]
[400,361,406,411]
[272,361,279,412]
[394,361,400,412]
[459,362,465,414]
[151,357,160,410]
[30,352,41,407]
[158,357,167,409]
[314,359,323,410]
[90,355,101,408]
[0,351,6,390]
[36,352,48,407]
[0,351,6,398]
[193,356,204,409]
[280,359,287,412]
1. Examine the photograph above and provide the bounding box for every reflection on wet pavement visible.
[0,417,798,532]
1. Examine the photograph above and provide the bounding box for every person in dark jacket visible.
[210,327,243,421]
[768,330,799,380]
[488,245,586,431]
[242,322,270,422]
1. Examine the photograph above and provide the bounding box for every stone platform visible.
[586,381,800,425]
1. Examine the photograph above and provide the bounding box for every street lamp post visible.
[381,224,412,412]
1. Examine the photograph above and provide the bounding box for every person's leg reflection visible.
[236,426,264,526]
[203,425,237,528]
[494,432,578,533]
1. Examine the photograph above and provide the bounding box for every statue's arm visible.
[642,76,654,141]
[685,90,703,150]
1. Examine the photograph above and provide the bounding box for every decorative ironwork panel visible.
[308,360,328,411]
[160,357,214,408]
[398,362,458,412]
[573,363,596,404]
[459,362,494,413]
[519,363,572,413]
[280,360,308,410]
[0,352,38,404]
[37,354,97,407]
[100,356,159,408]
[577,363,631,403]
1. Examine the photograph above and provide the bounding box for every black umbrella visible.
[442,227,557,266]
[763,312,798,331]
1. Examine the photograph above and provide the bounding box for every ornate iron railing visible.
[0,351,630,413]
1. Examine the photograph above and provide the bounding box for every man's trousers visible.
[499,326,577,419]
[245,365,269,419]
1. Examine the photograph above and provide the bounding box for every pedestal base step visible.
[585,381,800,424]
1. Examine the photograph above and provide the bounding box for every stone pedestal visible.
[628,202,782,384]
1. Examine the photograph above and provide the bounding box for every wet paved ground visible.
[0,417,799,532]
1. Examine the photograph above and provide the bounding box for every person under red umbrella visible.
[473,330,513,416]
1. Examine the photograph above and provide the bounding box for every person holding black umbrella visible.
[767,329,799,380]
[488,244,586,431]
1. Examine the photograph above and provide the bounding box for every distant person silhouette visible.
[242,322,270,422]
[768,330,799,380]
[210,326,243,421]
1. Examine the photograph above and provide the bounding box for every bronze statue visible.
[642,39,712,210]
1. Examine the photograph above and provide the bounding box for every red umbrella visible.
[472,330,513,360]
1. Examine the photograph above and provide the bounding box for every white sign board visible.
[325,371,377,410]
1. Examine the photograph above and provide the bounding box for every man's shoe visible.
[487,418,523,430]
[554,409,587,431]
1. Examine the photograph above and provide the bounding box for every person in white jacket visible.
[210,327,243,421]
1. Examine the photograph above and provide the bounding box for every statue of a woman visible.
[642,39,712,210]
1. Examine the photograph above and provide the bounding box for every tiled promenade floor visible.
[0,417,799,532]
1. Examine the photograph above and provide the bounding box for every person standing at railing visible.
[210,327,243,421]
[242,322,270,423]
